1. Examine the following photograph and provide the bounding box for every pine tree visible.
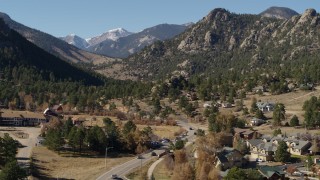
[289,115,299,127]
[273,103,286,126]
[274,141,290,162]
[0,160,26,180]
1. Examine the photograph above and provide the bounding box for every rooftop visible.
[1,109,46,119]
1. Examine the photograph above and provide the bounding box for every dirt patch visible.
[31,147,133,180]
[13,131,29,139]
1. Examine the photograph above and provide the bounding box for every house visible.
[248,134,312,161]
[247,139,277,161]
[250,117,265,126]
[286,139,311,155]
[214,147,245,171]
[256,102,274,112]
[258,166,285,180]
[234,128,260,140]
[72,117,86,126]
[43,104,63,117]
[52,104,63,114]
[0,110,47,126]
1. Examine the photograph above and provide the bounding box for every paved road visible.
[147,157,164,179]
[97,120,198,180]
[96,150,163,180]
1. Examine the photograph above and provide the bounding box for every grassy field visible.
[243,87,320,121]
[137,124,184,139]
[152,160,172,180]
[31,146,134,180]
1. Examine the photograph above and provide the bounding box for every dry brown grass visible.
[137,125,183,139]
[31,146,133,180]
[64,115,119,127]
[243,87,320,121]
[239,86,320,135]
[153,160,173,180]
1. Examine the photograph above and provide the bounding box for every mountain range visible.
[60,24,191,58]
[106,8,320,83]
[2,6,320,85]
[0,12,112,64]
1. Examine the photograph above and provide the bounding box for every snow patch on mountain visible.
[86,28,133,47]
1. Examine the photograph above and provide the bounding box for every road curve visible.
[97,120,198,180]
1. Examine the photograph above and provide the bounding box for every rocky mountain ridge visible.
[260,6,299,19]
[118,8,320,81]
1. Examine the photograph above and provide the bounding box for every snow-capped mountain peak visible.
[86,28,133,47]
[59,34,89,49]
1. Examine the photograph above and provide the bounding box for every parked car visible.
[137,155,143,159]
[111,174,118,179]
[293,171,304,176]
[151,152,157,156]
[256,158,264,162]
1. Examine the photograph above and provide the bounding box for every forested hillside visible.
[0,18,151,111]
[0,12,112,64]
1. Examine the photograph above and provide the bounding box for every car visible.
[111,174,118,179]
[189,127,193,130]
[161,139,169,143]
[151,152,157,156]
[256,158,264,162]
[292,171,304,176]
[137,155,143,159]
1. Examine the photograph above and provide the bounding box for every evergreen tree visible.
[225,167,247,180]
[153,98,162,114]
[255,109,266,120]
[63,117,74,138]
[274,141,290,162]
[68,126,78,153]
[273,103,286,126]
[250,98,258,114]
[122,120,137,136]
[75,127,86,153]
[289,115,299,127]
[0,133,18,164]
[87,126,107,153]
[0,160,26,180]
[45,129,64,151]
[104,118,121,149]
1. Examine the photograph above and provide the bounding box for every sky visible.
[0,0,319,38]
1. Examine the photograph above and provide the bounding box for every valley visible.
[1,3,320,180]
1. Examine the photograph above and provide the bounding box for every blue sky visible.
[0,0,318,38]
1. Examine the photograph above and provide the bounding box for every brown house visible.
[214,147,245,171]
[0,110,47,126]
[234,128,260,140]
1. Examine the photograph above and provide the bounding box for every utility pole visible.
[105,147,113,169]
[140,157,143,179]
